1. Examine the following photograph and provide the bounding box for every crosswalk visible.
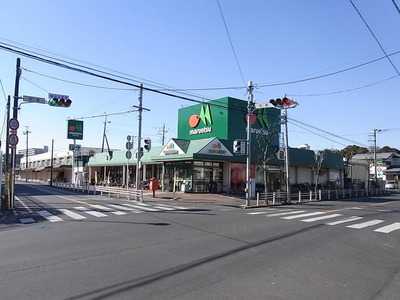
[246,208,400,234]
[19,202,189,224]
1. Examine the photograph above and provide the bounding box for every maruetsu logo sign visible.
[245,109,269,136]
[188,104,213,135]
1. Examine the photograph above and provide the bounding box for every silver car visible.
[385,181,397,189]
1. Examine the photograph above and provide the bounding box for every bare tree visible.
[312,150,327,199]
[256,125,279,200]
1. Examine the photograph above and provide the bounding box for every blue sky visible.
[1,0,399,153]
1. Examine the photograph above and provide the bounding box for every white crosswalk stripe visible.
[74,206,108,217]
[37,210,64,222]
[108,204,142,213]
[266,210,306,217]
[374,222,400,233]
[57,209,87,220]
[346,219,384,229]
[122,203,159,212]
[325,216,363,225]
[282,211,325,220]
[90,205,127,215]
[301,213,343,223]
[247,208,399,235]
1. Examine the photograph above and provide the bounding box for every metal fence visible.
[52,182,143,201]
[256,188,390,206]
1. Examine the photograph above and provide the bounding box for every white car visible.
[385,181,397,189]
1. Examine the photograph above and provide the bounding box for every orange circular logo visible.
[189,114,200,128]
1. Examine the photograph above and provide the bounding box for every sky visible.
[0,0,400,154]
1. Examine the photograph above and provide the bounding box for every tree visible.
[256,125,279,202]
[378,146,400,153]
[311,150,328,199]
[340,145,369,162]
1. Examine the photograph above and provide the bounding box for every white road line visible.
[15,196,33,213]
[108,204,142,213]
[74,207,107,217]
[326,216,363,225]
[90,205,127,215]
[346,219,384,229]
[154,206,176,211]
[37,210,64,222]
[247,209,281,215]
[57,209,87,220]
[155,204,187,210]
[282,211,325,220]
[266,210,305,217]
[374,222,400,233]
[122,203,159,212]
[301,213,343,223]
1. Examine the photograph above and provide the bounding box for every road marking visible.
[266,210,306,217]
[123,203,159,212]
[90,205,127,215]
[247,209,280,215]
[108,204,142,213]
[37,210,64,222]
[282,211,325,220]
[326,216,363,225]
[374,222,400,233]
[74,207,107,217]
[346,219,384,229]
[15,196,33,213]
[57,209,87,220]
[301,213,343,222]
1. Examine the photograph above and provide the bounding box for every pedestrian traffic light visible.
[233,140,242,154]
[269,97,297,109]
[48,97,72,107]
[144,138,151,151]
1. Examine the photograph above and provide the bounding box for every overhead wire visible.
[391,0,400,14]
[216,0,247,86]
[349,0,400,76]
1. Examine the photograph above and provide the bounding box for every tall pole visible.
[246,81,255,207]
[135,84,143,193]
[23,126,31,182]
[10,58,21,209]
[50,139,54,186]
[101,114,110,152]
[283,109,291,203]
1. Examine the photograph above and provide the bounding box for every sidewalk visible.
[142,190,247,207]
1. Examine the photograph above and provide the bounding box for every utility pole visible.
[158,123,168,145]
[10,58,21,209]
[101,114,111,152]
[282,109,291,204]
[135,84,143,194]
[245,81,255,207]
[23,126,31,182]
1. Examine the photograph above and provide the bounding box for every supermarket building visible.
[86,97,345,194]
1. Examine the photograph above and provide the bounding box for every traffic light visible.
[269,97,297,109]
[144,138,151,151]
[233,140,242,154]
[48,97,72,107]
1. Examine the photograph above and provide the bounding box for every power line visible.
[392,0,400,14]
[216,0,246,85]
[349,0,400,76]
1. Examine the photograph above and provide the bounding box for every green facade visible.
[177,97,281,145]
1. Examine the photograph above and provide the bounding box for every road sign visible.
[255,102,275,109]
[126,141,133,150]
[22,95,46,104]
[8,118,19,130]
[8,133,19,146]
[49,93,69,100]
[69,144,81,151]
[126,151,132,160]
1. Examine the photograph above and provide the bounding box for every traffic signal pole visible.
[245,81,255,207]
[135,84,143,197]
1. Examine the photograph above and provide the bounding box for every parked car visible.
[385,180,397,189]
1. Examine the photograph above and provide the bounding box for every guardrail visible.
[256,188,390,206]
[52,182,143,201]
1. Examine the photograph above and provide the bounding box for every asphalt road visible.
[1,183,399,300]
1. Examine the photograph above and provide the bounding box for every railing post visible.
[298,191,301,203]
[309,190,312,202]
